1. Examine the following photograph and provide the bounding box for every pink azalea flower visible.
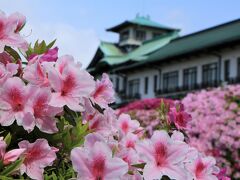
[215,168,231,180]
[8,12,26,33]
[0,62,18,85]
[136,130,189,180]
[0,11,28,52]
[91,73,115,108]
[48,55,95,111]
[84,107,118,137]
[168,107,192,130]
[117,114,140,135]
[186,156,219,180]
[18,139,57,180]
[71,141,128,180]
[119,132,138,149]
[23,61,49,87]
[0,77,32,126]
[0,137,25,165]
[23,87,62,133]
[28,47,58,64]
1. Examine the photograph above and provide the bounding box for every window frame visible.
[183,67,197,90]
[162,71,179,91]
[135,30,146,41]
[144,77,148,94]
[128,79,140,97]
[224,60,230,81]
[202,63,218,85]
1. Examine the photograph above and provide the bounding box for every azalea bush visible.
[183,86,240,179]
[119,87,240,179]
[0,11,229,180]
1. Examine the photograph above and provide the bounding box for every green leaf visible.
[34,40,39,50]
[4,46,21,63]
[63,106,77,126]
[0,175,13,180]
[3,133,11,147]
[37,40,47,54]
[131,163,146,169]
[47,39,56,49]
[0,158,24,176]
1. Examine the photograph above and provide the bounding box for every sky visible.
[1,0,240,68]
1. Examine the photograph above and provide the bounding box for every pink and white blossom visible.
[117,114,140,135]
[23,87,62,133]
[48,55,95,111]
[0,12,28,52]
[18,139,57,180]
[91,73,115,108]
[0,77,32,126]
[186,156,219,180]
[137,130,189,180]
[71,141,128,180]
[0,137,25,165]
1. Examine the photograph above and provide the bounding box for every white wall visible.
[111,47,240,102]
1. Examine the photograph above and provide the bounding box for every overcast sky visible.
[1,0,240,68]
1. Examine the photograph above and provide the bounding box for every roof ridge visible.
[173,18,240,42]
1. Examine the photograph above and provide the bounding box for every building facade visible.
[87,15,240,106]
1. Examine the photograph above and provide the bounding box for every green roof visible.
[98,31,179,66]
[88,18,240,74]
[112,19,240,72]
[147,18,240,63]
[107,15,178,32]
[99,41,123,56]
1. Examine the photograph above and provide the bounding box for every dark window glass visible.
[123,77,127,93]
[163,71,178,91]
[153,33,161,38]
[120,30,129,41]
[128,79,140,97]
[183,67,197,90]
[224,60,230,81]
[136,30,146,41]
[202,63,218,86]
[144,77,148,94]
[154,75,158,92]
[116,77,119,92]
[237,58,240,78]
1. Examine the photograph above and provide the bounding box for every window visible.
[120,30,129,41]
[144,77,148,94]
[202,63,218,85]
[116,77,119,92]
[153,33,161,38]
[163,71,178,91]
[237,58,240,78]
[123,77,127,93]
[183,67,197,90]
[224,60,230,81]
[128,79,140,97]
[136,30,146,41]
[154,75,158,92]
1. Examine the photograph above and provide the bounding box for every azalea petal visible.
[24,163,44,180]
[71,147,92,178]
[3,148,25,165]
[49,93,66,108]
[161,166,187,180]
[84,133,105,149]
[167,143,189,164]
[35,116,58,134]
[48,68,62,92]
[142,163,163,180]
[136,139,154,162]
[105,157,128,179]
[22,112,35,133]
[151,130,171,145]
[0,111,15,126]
